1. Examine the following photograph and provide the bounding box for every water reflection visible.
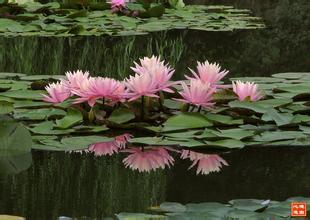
[1,146,310,219]
[86,135,227,175]
[0,1,309,79]
[0,152,166,219]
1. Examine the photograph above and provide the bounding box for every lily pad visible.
[0,118,32,175]
[0,89,44,100]
[0,101,13,114]
[55,108,83,129]
[162,112,212,132]
[108,108,135,124]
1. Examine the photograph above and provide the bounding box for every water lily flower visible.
[122,147,174,172]
[181,150,228,175]
[110,80,127,103]
[131,56,176,93]
[232,80,262,101]
[125,73,159,101]
[42,81,71,103]
[186,61,228,88]
[73,77,125,106]
[111,0,126,12]
[64,70,90,93]
[174,79,215,108]
[89,133,132,156]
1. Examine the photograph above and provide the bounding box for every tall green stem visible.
[158,91,164,111]
[141,95,144,121]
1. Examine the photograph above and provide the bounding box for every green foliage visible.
[0,117,32,175]
[0,72,309,152]
[125,197,310,219]
[0,2,264,37]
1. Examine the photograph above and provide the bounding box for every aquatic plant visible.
[232,80,262,101]
[0,2,265,37]
[186,61,229,88]
[174,79,215,110]
[118,197,310,219]
[42,81,71,104]
[0,61,309,175]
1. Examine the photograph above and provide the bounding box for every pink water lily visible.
[42,81,71,103]
[186,61,228,88]
[232,80,262,101]
[181,150,228,175]
[125,73,159,101]
[174,79,215,108]
[73,77,125,106]
[64,70,90,93]
[89,133,132,156]
[111,0,126,12]
[122,147,174,172]
[131,56,175,93]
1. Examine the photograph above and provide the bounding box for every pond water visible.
[0,0,310,219]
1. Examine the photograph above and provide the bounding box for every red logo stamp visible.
[291,202,307,217]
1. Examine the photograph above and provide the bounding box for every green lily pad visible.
[229,199,268,211]
[0,89,44,100]
[55,108,83,129]
[20,74,64,81]
[211,129,254,140]
[60,135,113,151]
[205,139,245,149]
[272,72,310,79]
[253,131,306,142]
[0,72,26,79]
[162,112,212,132]
[14,108,66,120]
[0,118,32,175]
[160,202,186,212]
[117,213,165,220]
[0,101,13,114]
[108,108,135,124]
[261,109,294,126]
[29,121,74,135]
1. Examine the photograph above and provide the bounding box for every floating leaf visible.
[261,109,293,126]
[60,136,113,151]
[229,199,268,211]
[29,121,74,135]
[160,202,186,212]
[162,113,212,132]
[0,89,44,100]
[0,101,13,114]
[0,118,32,175]
[55,108,83,129]
[253,131,306,142]
[205,139,245,149]
[272,72,310,79]
[117,213,165,220]
[211,129,254,140]
[14,108,66,120]
[108,108,135,124]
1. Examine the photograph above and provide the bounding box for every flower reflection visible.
[122,147,174,172]
[88,133,132,156]
[181,150,228,175]
[86,134,228,175]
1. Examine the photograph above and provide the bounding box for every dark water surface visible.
[1,0,310,219]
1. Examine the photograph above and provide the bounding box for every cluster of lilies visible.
[42,56,262,175]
